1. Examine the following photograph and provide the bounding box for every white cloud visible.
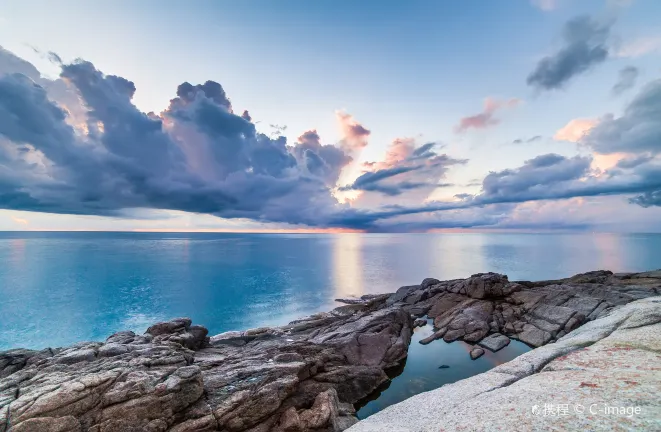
[531,0,557,11]
[11,215,29,225]
[615,36,661,58]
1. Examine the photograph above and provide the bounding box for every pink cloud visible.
[454,97,521,133]
[11,216,29,225]
[336,111,370,152]
[553,118,598,142]
[530,0,557,11]
[615,36,661,58]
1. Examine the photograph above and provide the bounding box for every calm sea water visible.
[1,231,660,351]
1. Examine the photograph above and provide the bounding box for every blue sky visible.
[1,0,661,231]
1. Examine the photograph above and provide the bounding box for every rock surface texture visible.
[1,269,659,431]
[348,296,661,431]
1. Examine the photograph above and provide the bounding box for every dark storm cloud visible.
[291,130,352,186]
[612,66,639,96]
[0,51,364,226]
[583,79,661,155]
[176,81,232,110]
[616,154,654,169]
[480,154,592,198]
[527,16,612,90]
[629,190,661,207]
[0,46,41,80]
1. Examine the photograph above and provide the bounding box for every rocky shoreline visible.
[1,269,660,431]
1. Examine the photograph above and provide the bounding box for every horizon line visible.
[0,229,659,235]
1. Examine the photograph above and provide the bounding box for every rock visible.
[348,297,661,432]
[438,364,450,369]
[568,269,613,284]
[146,317,191,336]
[0,306,411,432]
[404,290,429,305]
[277,407,303,432]
[427,293,466,318]
[2,268,659,432]
[529,303,576,326]
[469,347,484,360]
[419,328,446,345]
[420,278,441,289]
[299,389,340,430]
[443,328,465,342]
[463,273,510,299]
[387,285,421,306]
[629,269,661,279]
[477,333,510,352]
[413,319,427,328]
[516,323,552,347]
[335,297,367,305]
[407,304,431,317]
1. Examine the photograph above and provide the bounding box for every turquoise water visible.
[1,231,661,351]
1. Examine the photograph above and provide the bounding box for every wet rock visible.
[438,365,450,369]
[419,328,446,345]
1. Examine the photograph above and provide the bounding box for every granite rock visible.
[0,304,412,432]
[347,297,661,432]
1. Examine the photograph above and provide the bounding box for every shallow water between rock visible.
[356,318,531,419]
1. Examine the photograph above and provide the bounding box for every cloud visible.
[512,135,543,144]
[553,118,597,142]
[336,110,370,153]
[11,215,28,225]
[611,66,639,95]
[582,79,661,155]
[531,0,557,11]
[615,36,661,58]
[0,49,364,227]
[616,154,654,169]
[325,152,661,230]
[340,141,465,197]
[527,16,612,90]
[1,46,660,232]
[629,190,661,207]
[454,97,521,133]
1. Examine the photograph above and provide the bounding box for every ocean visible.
[2,231,660,351]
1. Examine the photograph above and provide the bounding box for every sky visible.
[1,0,661,232]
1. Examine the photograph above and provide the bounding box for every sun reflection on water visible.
[332,233,365,299]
